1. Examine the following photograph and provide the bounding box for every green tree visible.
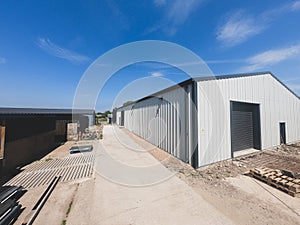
[104,110,111,117]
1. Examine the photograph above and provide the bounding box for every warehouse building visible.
[0,108,95,177]
[115,72,300,168]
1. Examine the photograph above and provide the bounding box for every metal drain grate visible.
[5,154,95,189]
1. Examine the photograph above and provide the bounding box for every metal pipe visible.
[0,204,22,225]
[22,176,60,225]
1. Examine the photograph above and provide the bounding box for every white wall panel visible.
[116,85,194,163]
[116,73,300,168]
[197,73,300,166]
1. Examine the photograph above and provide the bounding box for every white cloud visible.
[259,1,300,20]
[105,0,130,30]
[151,71,164,77]
[283,77,300,82]
[153,0,166,7]
[36,38,90,64]
[205,59,244,64]
[150,0,203,36]
[216,11,264,47]
[290,1,300,11]
[217,2,300,47]
[0,57,6,64]
[287,84,300,90]
[240,44,300,71]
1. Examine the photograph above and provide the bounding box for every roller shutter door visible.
[231,110,254,152]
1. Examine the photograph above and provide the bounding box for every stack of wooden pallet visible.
[250,167,300,197]
[0,185,25,224]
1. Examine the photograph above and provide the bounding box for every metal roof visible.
[116,72,299,110]
[194,71,272,81]
[0,108,95,115]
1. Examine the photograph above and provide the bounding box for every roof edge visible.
[116,71,299,110]
[0,107,95,115]
[192,71,299,100]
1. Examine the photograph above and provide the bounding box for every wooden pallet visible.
[250,167,300,197]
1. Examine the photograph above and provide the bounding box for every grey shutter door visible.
[231,111,254,152]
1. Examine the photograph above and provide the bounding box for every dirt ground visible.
[164,158,300,225]
[159,151,300,225]
[125,130,300,225]
[8,127,300,225]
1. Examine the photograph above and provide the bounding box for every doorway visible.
[280,122,286,144]
[230,101,261,156]
[120,111,124,126]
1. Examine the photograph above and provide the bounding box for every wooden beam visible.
[0,120,6,159]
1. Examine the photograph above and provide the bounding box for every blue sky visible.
[1,0,300,112]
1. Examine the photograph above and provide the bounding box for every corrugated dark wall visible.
[0,114,89,178]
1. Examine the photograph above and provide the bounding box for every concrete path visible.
[67,126,235,225]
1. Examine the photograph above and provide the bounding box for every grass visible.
[61,200,73,225]
[66,200,73,216]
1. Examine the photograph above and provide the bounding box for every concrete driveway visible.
[67,126,234,225]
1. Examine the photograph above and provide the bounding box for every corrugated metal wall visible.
[116,73,300,168]
[116,84,196,164]
[197,73,300,166]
